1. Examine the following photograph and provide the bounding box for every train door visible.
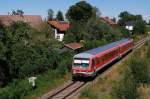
[92,59,97,72]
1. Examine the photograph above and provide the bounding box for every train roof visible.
[74,38,132,59]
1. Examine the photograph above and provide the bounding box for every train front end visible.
[72,53,95,78]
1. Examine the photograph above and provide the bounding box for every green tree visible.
[2,22,32,78]
[118,11,134,26]
[40,21,54,39]
[8,41,59,77]
[133,20,146,34]
[118,11,146,35]
[56,11,64,21]
[85,17,103,40]
[47,9,54,21]
[66,1,93,23]
[4,22,31,45]
[12,10,24,16]
[65,1,102,42]
[0,41,9,87]
[92,7,101,18]
[64,22,85,42]
[0,20,4,40]
[112,17,116,23]
[0,59,9,87]
[148,20,150,25]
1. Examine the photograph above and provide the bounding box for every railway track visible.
[40,36,150,99]
[134,37,148,49]
[40,81,86,99]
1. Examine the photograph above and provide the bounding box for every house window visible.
[56,35,60,39]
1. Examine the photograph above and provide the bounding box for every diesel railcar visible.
[72,38,134,78]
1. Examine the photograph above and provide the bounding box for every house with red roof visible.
[0,15,43,29]
[48,20,69,41]
[100,17,117,26]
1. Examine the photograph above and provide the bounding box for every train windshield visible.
[74,58,89,68]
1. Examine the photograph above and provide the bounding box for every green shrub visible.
[83,40,108,50]
[128,57,150,85]
[112,69,139,99]
[0,79,31,99]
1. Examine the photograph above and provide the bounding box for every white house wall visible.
[54,29,64,41]
[125,26,133,31]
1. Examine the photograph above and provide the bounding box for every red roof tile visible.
[100,17,116,26]
[48,21,69,31]
[0,15,43,28]
[65,42,83,50]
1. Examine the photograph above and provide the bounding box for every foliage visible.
[82,40,108,50]
[133,20,146,34]
[112,17,116,23]
[118,11,135,26]
[64,17,123,43]
[0,22,5,39]
[0,41,5,58]
[64,22,85,42]
[145,25,150,35]
[0,22,62,86]
[11,9,24,16]
[0,59,10,87]
[128,57,150,85]
[47,9,54,21]
[119,27,131,38]
[56,11,64,21]
[148,20,150,25]
[85,17,104,40]
[0,52,72,99]
[8,41,60,78]
[66,1,93,23]
[39,21,54,39]
[65,1,124,43]
[118,11,146,35]
[112,69,139,99]
[3,21,31,46]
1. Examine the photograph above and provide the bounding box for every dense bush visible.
[0,22,63,86]
[128,57,150,85]
[112,69,139,99]
[9,41,60,78]
[0,80,31,99]
[82,40,108,50]
[0,59,10,87]
[0,58,71,99]
[0,50,73,98]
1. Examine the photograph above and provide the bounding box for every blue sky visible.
[0,0,150,21]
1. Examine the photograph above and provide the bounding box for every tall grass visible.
[128,57,150,85]
[112,69,139,99]
[80,88,99,99]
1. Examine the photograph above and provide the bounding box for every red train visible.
[72,38,134,78]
